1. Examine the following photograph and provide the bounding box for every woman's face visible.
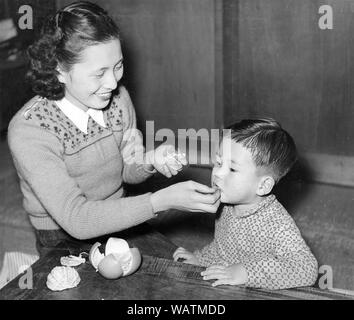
[58,39,123,111]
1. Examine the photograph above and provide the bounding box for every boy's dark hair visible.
[27,1,120,100]
[227,118,297,182]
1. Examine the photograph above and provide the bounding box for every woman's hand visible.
[201,263,248,287]
[173,247,199,265]
[150,180,221,213]
[145,145,187,178]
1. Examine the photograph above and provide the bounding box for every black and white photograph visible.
[0,0,353,306]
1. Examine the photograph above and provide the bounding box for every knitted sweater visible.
[7,86,156,240]
[194,195,319,290]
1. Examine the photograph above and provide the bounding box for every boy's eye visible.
[230,168,237,172]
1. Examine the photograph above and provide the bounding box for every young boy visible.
[173,118,318,290]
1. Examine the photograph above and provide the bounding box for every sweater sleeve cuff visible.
[193,249,204,266]
[136,163,156,177]
[137,192,157,218]
[142,165,157,174]
[123,163,155,184]
[241,259,264,288]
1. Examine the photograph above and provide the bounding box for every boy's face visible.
[212,137,264,205]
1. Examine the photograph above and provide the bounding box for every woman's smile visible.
[96,92,112,100]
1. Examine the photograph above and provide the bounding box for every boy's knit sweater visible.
[194,195,319,290]
[7,86,155,240]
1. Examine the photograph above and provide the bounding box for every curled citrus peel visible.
[60,253,86,267]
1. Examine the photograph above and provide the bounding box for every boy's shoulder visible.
[262,195,301,233]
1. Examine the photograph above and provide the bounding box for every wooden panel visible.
[0,61,33,134]
[223,0,239,127]
[0,0,10,20]
[0,0,55,133]
[224,0,354,157]
[300,152,354,187]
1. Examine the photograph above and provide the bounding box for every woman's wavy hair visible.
[27,1,120,100]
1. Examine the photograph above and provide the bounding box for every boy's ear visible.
[56,65,67,84]
[257,176,275,196]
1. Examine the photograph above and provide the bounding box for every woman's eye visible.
[230,168,237,172]
[95,72,104,78]
[115,63,123,71]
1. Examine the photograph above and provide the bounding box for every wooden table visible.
[0,223,352,300]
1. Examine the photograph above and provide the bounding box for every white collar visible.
[55,97,107,134]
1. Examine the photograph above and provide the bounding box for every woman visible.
[7,1,220,256]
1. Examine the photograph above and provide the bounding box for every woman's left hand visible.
[145,145,187,177]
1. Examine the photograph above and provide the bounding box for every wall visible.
[0,0,56,46]
[224,0,354,185]
[0,0,55,134]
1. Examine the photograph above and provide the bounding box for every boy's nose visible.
[213,165,226,177]
[212,168,225,186]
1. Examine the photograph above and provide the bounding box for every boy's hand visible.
[145,145,187,178]
[201,263,248,287]
[173,247,199,265]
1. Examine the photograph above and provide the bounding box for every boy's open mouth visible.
[212,181,221,191]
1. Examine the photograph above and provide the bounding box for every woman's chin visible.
[90,99,110,109]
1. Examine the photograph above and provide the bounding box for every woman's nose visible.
[104,71,118,91]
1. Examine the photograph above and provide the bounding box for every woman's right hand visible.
[150,180,221,214]
[173,247,199,265]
